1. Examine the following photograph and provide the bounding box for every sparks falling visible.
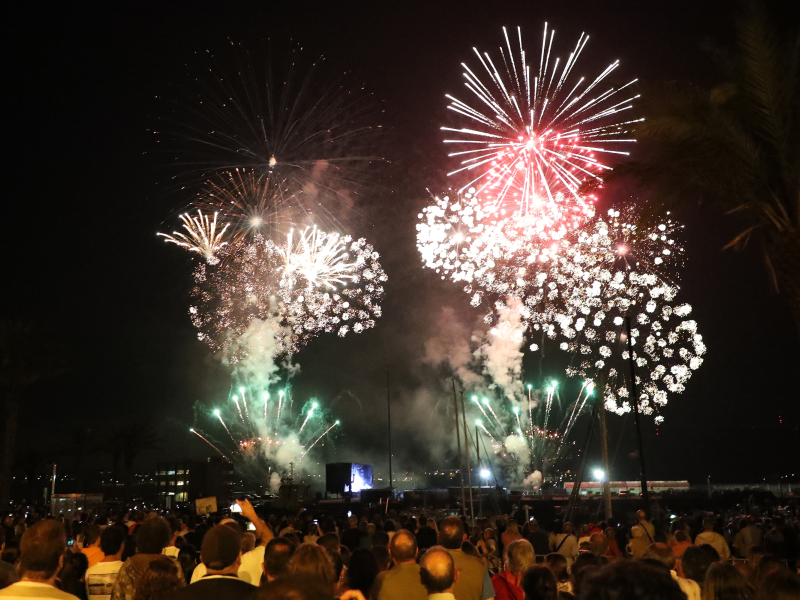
[158,210,229,265]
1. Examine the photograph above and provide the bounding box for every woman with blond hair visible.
[491,539,534,600]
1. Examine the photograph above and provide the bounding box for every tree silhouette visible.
[589,3,799,331]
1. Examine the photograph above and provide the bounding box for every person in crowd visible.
[286,544,337,592]
[261,538,294,583]
[359,524,376,549]
[417,521,438,551]
[544,553,571,595]
[110,518,183,600]
[637,510,656,544]
[571,553,602,597]
[303,524,320,545]
[627,525,650,558]
[491,539,533,600]
[176,547,196,586]
[602,527,621,559]
[161,518,181,559]
[383,521,396,543]
[86,526,127,600]
[476,528,499,570]
[420,546,457,600]
[317,533,341,554]
[577,525,592,548]
[372,532,390,551]
[240,533,256,555]
[755,569,800,600]
[59,551,89,600]
[643,542,701,600]
[733,517,762,559]
[519,566,558,600]
[374,529,426,600]
[682,545,714,587]
[551,523,578,567]
[81,527,105,569]
[500,521,522,564]
[702,562,753,600]
[754,554,787,588]
[588,532,607,556]
[373,547,391,574]
[189,500,272,585]
[695,520,730,560]
[525,521,550,560]
[579,559,685,600]
[671,530,692,560]
[342,517,364,553]
[169,525,255,600]
[0,528,18,589]
[344,548,379,599]
[438,517,494,600]
[0,520,79,600]
[130,557,182,600]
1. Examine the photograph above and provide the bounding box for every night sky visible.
[6,0,799,488]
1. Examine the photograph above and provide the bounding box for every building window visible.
[177,481,184,486]
[167,471,176,476]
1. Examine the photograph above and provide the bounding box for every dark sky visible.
[6,0,799,487]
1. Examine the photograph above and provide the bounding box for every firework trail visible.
[189,429,228,459]
[158,210,229,264]
[443,25,639,215]
[194,386,338,481]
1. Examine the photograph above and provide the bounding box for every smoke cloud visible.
[478,298,526,401]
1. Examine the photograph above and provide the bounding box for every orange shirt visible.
[81,546,105,568]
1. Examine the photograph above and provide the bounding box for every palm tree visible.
[590,3,799,330]
[0,322,66,503]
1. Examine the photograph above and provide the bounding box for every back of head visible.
[389,529,417,562]
[83,525,102,547]
[507,539,534,575]
[316,532,340,552]
[132,556,183,600]
[241,532,256,554]
[572,552,601,594]
[703,519,714,531]
[373,546,391,572]
[755,570,800,600]
[265,538,295,579]
[256,574,335,600]
[699,544,721,562]
[520,565,557,600]
[545,553,569,582]
[681,546,713,584]
[507,519,518,535]
[579,559,686,600]
[643,543,676,570]
[703,562,753,600]
[420,546,456,594]
[346,548,380,596]
[100,525,127,557]
[529,519,539,532]
[201,524,242,570]
[372,531,389,549]
[287,543,336,586]
[165,515,181,538]
[439,516,464,550]
[136,517,171,555]
[674,530,688,543]
[563,523,574,535]
[19,520,66,580]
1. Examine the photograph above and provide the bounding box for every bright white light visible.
[593,469,605,481]
[480,469,491,479]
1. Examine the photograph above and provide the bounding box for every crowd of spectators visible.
[0,502,797,600]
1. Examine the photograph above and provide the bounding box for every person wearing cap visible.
[169,525,256,600]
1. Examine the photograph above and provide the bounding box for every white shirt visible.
[162,547,179,558]
[190,545,265,586]
[85,561,124,600]
[0,581,80,599]
[671,570,701,600]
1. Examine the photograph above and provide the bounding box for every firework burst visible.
[190,230,386,361]
[443,25,639,216]
[158,210,230,265]
[161,43,383,230]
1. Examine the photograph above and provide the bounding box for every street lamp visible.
[480,469,491,480]
[593,469,605,482]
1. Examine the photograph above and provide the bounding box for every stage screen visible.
[350,463,373,492]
